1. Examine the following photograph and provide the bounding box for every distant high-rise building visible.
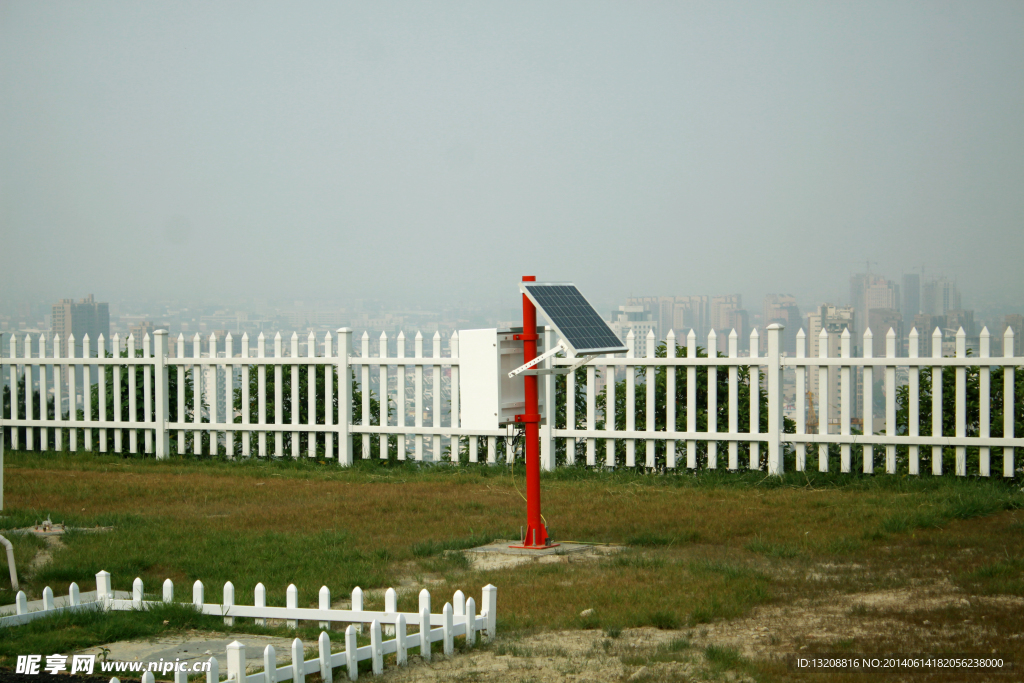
[922,277,960,316]
[710,294,741,334]
[763,294,801,353]
[850,272,899,338]
[51,294,109,356]
[902,274,920,317]
[610,305,658,346]
[867,308,903,357]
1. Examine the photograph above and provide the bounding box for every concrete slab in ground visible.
[465,540,622,570]
[75,631,311,673]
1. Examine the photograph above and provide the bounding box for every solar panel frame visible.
[520,282,628,355]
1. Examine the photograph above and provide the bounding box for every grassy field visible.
[1,450,1023,682]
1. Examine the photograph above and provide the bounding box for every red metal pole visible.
[517,275,549,548]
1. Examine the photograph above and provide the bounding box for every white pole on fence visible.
[686,330,696,470]
[308,330,316,460]
[384,586,397,636]
[645,329,656,469]
[325,331,334,460]
[371,619,383,674]
[450,331,460,465]
[226,641,246,683]
[192,333,202,456]
[840,329,851,473]
[766,324,784,475]
[319,585,331,630]
[163,578,173,603]
[176,333,185,455]
[154,330,168,459]
[453,589,465,616]
[292,332,301,459]
[625,330,635,467]
[443,602,454,656]
[174,667,188,683]
[318,631,333,683]
[380,332,389,461]
[224,581,235,626]
[43,585,53,611]
[932,327,943,475]
[482,584,497,641]
[142,671,155,683]
[258,332,267,457]
[287,584,298,629]
[728,330,738,471]
[432,331,442,461]
[345,625,358,681]
[397,331,406,461]
[1004,326,1015,478]
[225,332,235,459]
[68,334,77,452]
[886,328,897,474]
[980,327,991,477]
[955,327,967,476]
[255,582,266,627]
[274,332,284,457]
[396,613,408,666]
[795,329,806,472]
[749,328,760,471]
[338,328,352,466]
[706,330,717,470]
[144,333,152,455]
[128,334,137,454]
[96,570,111,607]
[419,603,431,662]
[863,328,874,474]
[466,596,477,646]
[908,328,920,475]
[291,637,304,683]
[193,580,204,608]
[242,332,251,457]
[666,329,677,469]
[566,343,576,465]
[15,590,27,615]
[206,657,219,683]
[414,331,424,462]
[605,342,617,468]
[817,328,828,472]
[263,644,276,683]
[84,333,93,451]
[361,331,370,461]
[587,336,597,466]
[133,577,143,608]
[69,582,79,606]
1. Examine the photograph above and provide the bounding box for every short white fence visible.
[2,571,497,682]
[0,324,1020,476]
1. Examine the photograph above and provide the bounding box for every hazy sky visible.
[2,1,1023,313]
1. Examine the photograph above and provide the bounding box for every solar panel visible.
[521,282,628,355]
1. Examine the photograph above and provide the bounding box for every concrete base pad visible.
[466,541,596,557]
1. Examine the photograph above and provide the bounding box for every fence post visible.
[540,326,556,471]
[133,578,143,608]
[291,637,304,683]
[226,641,246,683]
[318,631,332,683]
[482,584,497,641]
[287,584,298,629]
[337,328,352,466]
[766,324,784,475]
[955,327,967,476]
[1004,326,1015,478]
[154,331,168,459]
[96,570,112,608]
[345,625,358,681]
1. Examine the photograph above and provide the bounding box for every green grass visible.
[2,449,1024,678]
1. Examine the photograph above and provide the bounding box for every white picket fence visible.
[0,324,1020,476]
[2,571,497,682]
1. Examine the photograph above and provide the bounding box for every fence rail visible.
[2,571,496,682]
[1,324,1020,477]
